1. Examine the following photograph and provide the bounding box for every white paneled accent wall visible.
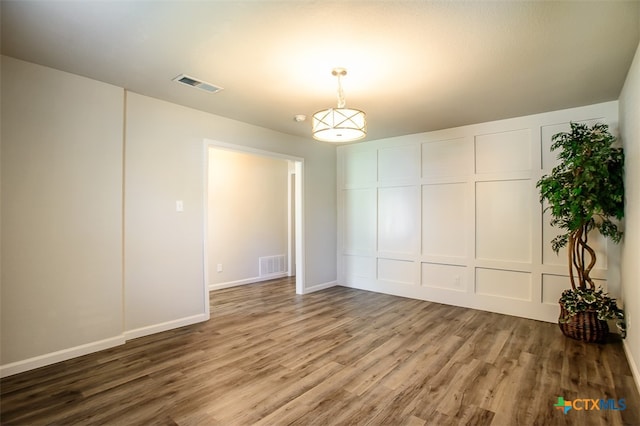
[337,101,619,323]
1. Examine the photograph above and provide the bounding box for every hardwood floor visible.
[1,277,639,425]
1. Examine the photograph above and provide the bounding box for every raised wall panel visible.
[476,268,532,301]
[343,149,377,187]
[378,186,420,254]
[421,263,466,291]
[541,123,569,170]
[542,274,607,305]
[422,138,470,178]
[378,145,419,182]
[475,129,531,174]
[343,188,376,252]
[540,207,564,266]
[476,180,532,262]
[344,255,376,279]
[422,183,467,258]
[542,274,569,305]
[378,258,415,285]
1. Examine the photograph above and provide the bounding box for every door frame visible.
[202,139,305,295]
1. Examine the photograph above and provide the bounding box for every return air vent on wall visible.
[259,255,287,277]
[172,74,223,93]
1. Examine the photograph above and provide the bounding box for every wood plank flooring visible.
[1,277,639,425]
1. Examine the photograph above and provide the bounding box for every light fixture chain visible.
[336,70,346,108]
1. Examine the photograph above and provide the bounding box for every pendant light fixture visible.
[312,68,366,143]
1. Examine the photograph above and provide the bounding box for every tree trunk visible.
[569,223,597,290]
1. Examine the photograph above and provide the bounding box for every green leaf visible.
[537,122,625,281]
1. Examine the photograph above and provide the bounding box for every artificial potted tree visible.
[537,122,625,343]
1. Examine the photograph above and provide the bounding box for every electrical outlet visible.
[217,264,223,273]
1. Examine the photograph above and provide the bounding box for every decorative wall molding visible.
[337,101,620,324]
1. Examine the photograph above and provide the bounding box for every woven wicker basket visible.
[559,304,609,343]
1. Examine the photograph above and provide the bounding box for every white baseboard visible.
[302,280,337,294]
[208,273,287,291]
[623,339,640,394]
[1,313,210,378]
[0,335,125,378]
[124,313,210,340]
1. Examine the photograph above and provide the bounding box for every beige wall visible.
[1,57,338,376]
[207,149,288,288]
[124,92,338,331]
[620,40,640,390]
[123,92,210,334]
[1,56,125,368]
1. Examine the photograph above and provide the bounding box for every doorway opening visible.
[203,140,304,295]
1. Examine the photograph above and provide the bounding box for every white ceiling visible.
[2,1,639,142]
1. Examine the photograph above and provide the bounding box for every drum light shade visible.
[312,107,366,142]
[312,68,366,143]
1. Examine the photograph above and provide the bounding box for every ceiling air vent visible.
[172,74,223,94]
